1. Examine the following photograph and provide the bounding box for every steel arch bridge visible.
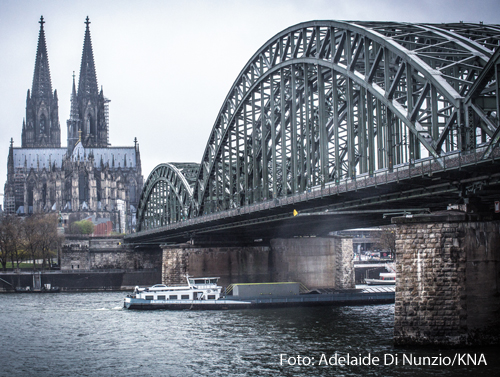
[136,20,500,234]
[137,163,199,230]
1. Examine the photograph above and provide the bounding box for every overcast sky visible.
[1,0,499,199]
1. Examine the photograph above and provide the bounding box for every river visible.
[0,292,498,376]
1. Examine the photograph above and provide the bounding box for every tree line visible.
[0,213,63,271]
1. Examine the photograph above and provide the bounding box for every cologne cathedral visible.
[3,17,143,233]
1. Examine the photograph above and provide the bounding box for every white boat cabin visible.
[133,277,223,301]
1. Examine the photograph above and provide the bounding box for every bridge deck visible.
[127,147,500,245]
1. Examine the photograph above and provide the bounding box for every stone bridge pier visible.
[161,236,354,290]
[392,212,500,346]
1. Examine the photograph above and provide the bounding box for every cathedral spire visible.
[31,16,53,99]
[67,72,80,152]
[7,138,14,174]
[77,16,98,99]
[70,72,78,119]
[72,16,108,148]
[23,16,60,148]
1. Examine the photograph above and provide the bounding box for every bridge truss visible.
[136,163,198,230]
[136,21,500,233]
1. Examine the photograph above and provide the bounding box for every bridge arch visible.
[136,163,199,231]
[190,20,500,217]
[135,21,500,232]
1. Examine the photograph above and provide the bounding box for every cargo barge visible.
[123,276,394,310]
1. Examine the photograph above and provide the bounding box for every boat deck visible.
[233,286,394,308]
[124,285,394,310]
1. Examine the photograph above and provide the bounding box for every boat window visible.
[208,295,216,299]
[157,295,165,300]
[181,295,189,300]
[145,295,154,300]
[169,295,178,300]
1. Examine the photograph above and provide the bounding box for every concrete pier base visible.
[161,246,190,286]
[161,236,354,289]
[270,237,354,289]
[393,212,500,346]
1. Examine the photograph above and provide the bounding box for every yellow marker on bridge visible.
[293,209,298,216]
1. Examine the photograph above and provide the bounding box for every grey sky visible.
[1,0,499,199]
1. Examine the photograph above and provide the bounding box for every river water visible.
[0,292,498,377]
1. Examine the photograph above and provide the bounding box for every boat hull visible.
[365,279,395,285]
[123,288,395,310]
[14,287,61,293]
[124,297,252,310]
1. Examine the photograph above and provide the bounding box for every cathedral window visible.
[79,171,90,207]
[128,180,137,204]
[64,179,72,204]
[39,113,46,134]
[85,113,92,135]
[42,182,47,209]
[50,187,55,206]
[96,173,102,202]
[27,181,35,213]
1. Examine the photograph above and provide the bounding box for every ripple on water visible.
[0,293,499,377]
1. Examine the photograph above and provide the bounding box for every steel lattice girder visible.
[136,21,500,231]
[136,163,198,231]
[189,21,500,218]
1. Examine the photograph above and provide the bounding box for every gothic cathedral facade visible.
[3,17,144,233]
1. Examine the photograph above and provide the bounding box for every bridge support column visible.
[392,212,500,346]
[160,236,354,289]
[161,245,189,285]
[161,244,272,286]
[270,237,354,289]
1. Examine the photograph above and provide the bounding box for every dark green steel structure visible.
[135,21,500,237]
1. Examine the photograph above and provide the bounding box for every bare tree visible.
[0,215,24,270]
[22,214,43,269]
[0,217,8,270]
[10,216,26,268]
[8,216,24,269]
[22,214,65,270]
[38,213,63,269]
[375,225,397,259]
[1,214,62,271]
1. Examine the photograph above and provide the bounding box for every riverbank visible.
[0,270,161,292]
